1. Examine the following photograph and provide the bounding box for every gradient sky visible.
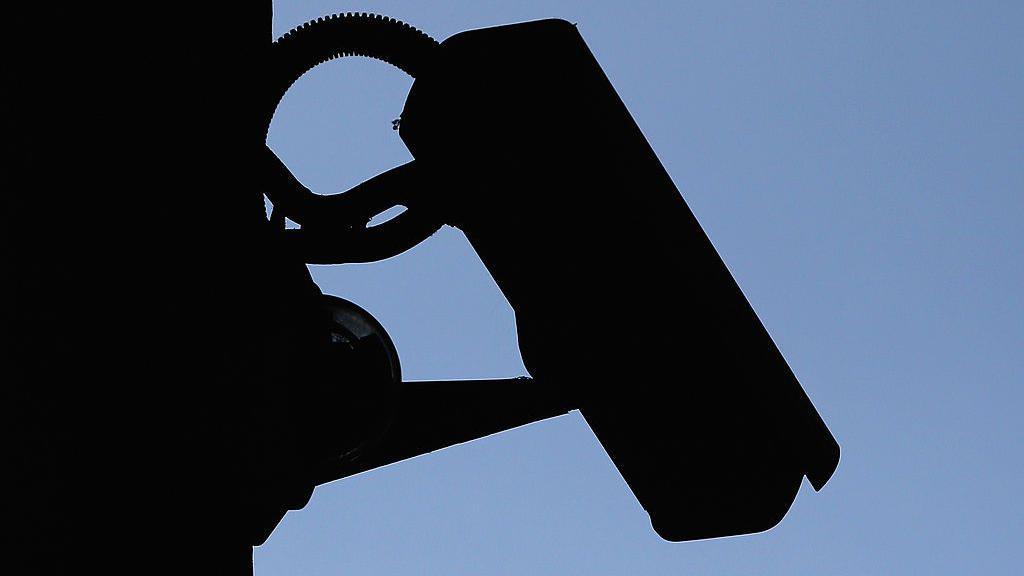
[258,2,1022,574]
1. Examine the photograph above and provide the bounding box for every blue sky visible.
[258,2,1022,573]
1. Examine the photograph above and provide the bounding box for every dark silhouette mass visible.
[9,8,838,574]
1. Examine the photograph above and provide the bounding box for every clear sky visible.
[258,2,1022,574]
